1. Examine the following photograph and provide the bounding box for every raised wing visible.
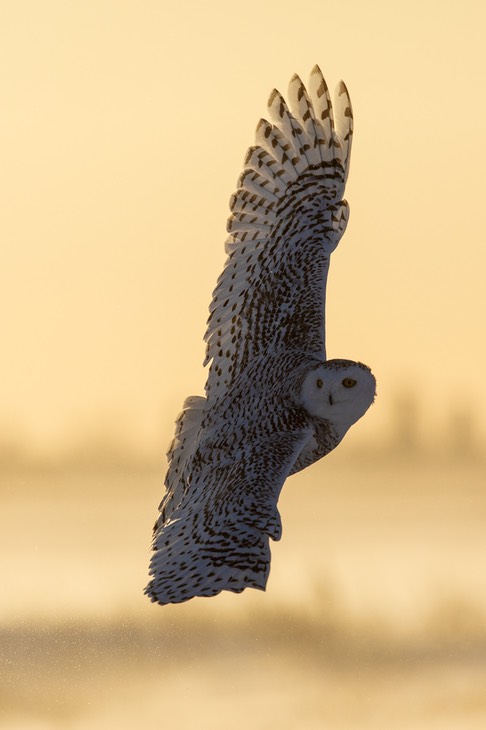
[204,67,353,400]
[145,426,311,605]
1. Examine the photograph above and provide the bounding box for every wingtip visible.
[289,72,301,83]
[336,80,353,117]
[337,79,348,96]
[267,87,281,107]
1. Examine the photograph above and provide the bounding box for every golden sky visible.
[1,0,485,455]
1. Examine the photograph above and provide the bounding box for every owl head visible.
[300,359,376,438]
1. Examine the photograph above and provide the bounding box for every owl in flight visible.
[146,66,376,605]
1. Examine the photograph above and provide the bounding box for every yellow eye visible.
[316,378,323,388]
[342,378,357,388]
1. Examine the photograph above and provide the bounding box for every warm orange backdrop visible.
[1,0,485,457]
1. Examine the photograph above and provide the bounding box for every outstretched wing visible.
[145,426,311,605]
[204,67,353,400]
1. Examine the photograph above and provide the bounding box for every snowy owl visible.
[146,66,376,605]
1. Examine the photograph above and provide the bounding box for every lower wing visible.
[145,428,311,604]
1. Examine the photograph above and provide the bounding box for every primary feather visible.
[146,67,375,605]
[204,65,352,401]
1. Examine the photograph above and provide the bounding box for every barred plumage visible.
[146,67,375,605]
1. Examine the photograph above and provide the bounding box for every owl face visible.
[300,359,376,437]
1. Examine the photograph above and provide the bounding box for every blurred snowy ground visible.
[1,457,485,729]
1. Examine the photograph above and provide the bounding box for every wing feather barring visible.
[145,66,376,605]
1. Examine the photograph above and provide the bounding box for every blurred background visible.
[1,1,485,728]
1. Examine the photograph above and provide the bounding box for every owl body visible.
[146,67,376,605]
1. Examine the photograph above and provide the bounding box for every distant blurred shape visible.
[389,390,423,457]
[444,403,479,462]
